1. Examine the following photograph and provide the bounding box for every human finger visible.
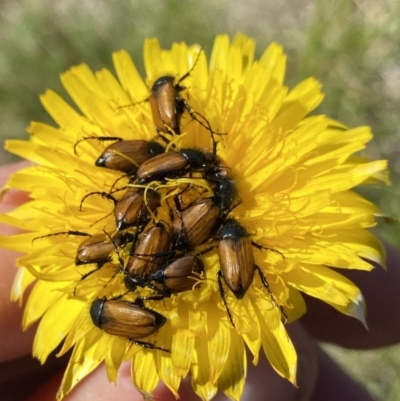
[28,363,153,401]
[0,161,36,361]
[0,351,70,401]
[309,346,376,401]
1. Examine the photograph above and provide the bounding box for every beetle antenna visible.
[115,98,149,111]
[32,230,90,244]
[74,136,122,156]
[176,47,204,86]
[80,191,117,212]
[251,242,285,259]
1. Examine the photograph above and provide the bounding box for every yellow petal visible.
[33,295,84,363]
[105,336,128,383]
[207,316,231,384]
[57,333,102,400]
[131,350,159,395]
[171,330,195,377]
[112,50,149,102]
[218,335,246,401]
[11,267,36,304]
[23,280,68,329]
[191,337,218,401]
[283,264,367,326]
[157,349,181,397]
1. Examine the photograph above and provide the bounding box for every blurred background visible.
[1,0,400,399]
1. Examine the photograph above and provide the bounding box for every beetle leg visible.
[89,210,115,229]
[131,295,167,309]
[155,128,171,145]
[255,265,288,324]
[127,214,147,258]
[73,262,108,296]
[102,229,126,267]
[137,207,151,228]
[137,279,168,297]
[195,245,217,257]
[176,184,196,208]
[180,98,216,133]
[79,262,106,279]
[164,195,180,225]
[166,197,176,223]
[110,174,129,193]
[129,340,171,353]
[109,292,130,301]
[110,185,128,195]
[217,270,236,328]
[224,197,242,217]
[136,293,166,301]
[130,249,175,259]
[172,208,190,250]
[135,292,169,307]
[173,192,183,213]
[180,99,223,144]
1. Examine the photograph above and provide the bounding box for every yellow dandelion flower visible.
[0,33,388,401]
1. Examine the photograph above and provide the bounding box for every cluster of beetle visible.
[52,52,286,352]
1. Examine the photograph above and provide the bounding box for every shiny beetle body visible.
[171,198,220,249]
[126,223,171,278]
[95,139,164,173]
[75,233,126,266]
[151,255,204,293]
[217,219,254,299]
[147,49,217,138]
[170,171,239,251]
[114,187,160,231]
[149,76,185,135]
[90,299,168,351]
[136,149,209,184]
[216,218,287,325]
